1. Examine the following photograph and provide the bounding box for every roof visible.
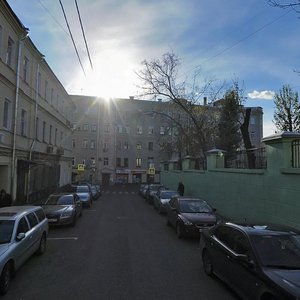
[225,222,300,235]
[0,206,41,220]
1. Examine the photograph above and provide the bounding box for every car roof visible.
[0,206,41,221]
[224,222,300,235]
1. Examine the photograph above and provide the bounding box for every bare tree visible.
[273,84,300,132]
[136,52,224,158]
[268,0,300,12]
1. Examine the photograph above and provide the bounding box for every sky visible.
[6,0,300,137]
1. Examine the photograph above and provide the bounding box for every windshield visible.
[0,220,14,244]
[161,191,179,199]
[252,234,300,268]
[76,186,89,193]
[179,200,212,213]
[45,195,74,205]
[150,185,161,191]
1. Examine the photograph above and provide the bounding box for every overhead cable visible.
[59,0,86,77]
[74,0,93,70]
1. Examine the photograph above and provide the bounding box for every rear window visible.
[35,208,46,222]
[26,212,38,228]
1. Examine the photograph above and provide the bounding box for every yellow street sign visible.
[148,167,155,175]
[77,164,85,171]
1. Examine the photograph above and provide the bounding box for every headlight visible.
[60,211,73,219]
[179,215,193,225]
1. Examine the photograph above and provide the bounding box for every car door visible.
[13,217,31,269]
[168,198,179,227]
[25,212,40,255]
[224,230,263,300]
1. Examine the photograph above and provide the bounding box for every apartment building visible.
[71,96,172,185]
[0,0,75,203]
[71,95,264,185]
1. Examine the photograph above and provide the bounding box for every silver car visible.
[0,206,48,295]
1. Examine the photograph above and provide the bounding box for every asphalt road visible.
[6,184,239,300]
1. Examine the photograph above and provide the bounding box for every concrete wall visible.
[161,132,300,230]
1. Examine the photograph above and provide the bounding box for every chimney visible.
[203,97,207,105]
[129,96,134,100]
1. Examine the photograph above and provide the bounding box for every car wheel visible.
[202,249,213,276]
[0,262,12,295]
[37,233,47,255]
[176,224,184,239]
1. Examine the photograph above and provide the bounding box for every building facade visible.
[71,96,264,185]
[0,0,75,203]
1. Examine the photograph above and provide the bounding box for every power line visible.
[74,0,93,70]
[59,0,86,77]
[181,8,292,79]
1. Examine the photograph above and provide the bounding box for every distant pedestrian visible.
[177,182,184,196]
[0,189,12,207]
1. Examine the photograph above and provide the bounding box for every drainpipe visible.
[11,30,29,202]
[26,55,44,203]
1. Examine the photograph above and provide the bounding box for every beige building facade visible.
[0,0,75,203]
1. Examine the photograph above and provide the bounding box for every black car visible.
[166,196,217,238]
[201,222,300,300]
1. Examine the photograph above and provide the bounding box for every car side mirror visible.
[16,232,26,241]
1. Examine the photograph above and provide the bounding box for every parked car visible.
[90,185,99,200]
[145,184,164,204]
[166,196,217,238]
[153,189,180,214]
[0,206,48,295]
[41,193,82,226]
[74,185,93,208]
[201,222,300,300]
[140,184,149,198]
[94,184,102,197]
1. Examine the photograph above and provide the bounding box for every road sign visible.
[77,164,85,171]
[148,167,155,175]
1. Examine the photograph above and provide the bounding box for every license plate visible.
[48,218,57,222]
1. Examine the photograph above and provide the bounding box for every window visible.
[250,117,256,125]
[37,72,41,95]
[136,158,142,167]
[26,212,38,228]
[83,124,89,131]
[17,217,29,235]
[90,140,95,149]
[6,37,14,67]
[117,141,121,150]
[72,157,75,166]
[44,80,48,101]
[116,158,121,167]
[83,139,88,148]
[104,157,109,166]
[72,139,75,148]
[117,125,122,133]
[50,88,54,105]
[55,128,58,145]
[124,141,129,150]
[160,126,165,135]
[103,143,109,152]
[35,117,39,140]
[124,158,128,168]
[35,209,46,222]
[3,99,11,129]
[148,157,154,168]
[137,126,142,134]
[21,109,27,136]
[42,121,46,142]
[23,56,29,82]
[148,142,153,151]
[104,124,110,133]
[49,125,52,144]
[91,124,97,132]
[148,126,154,134]
[136,143,142,150]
